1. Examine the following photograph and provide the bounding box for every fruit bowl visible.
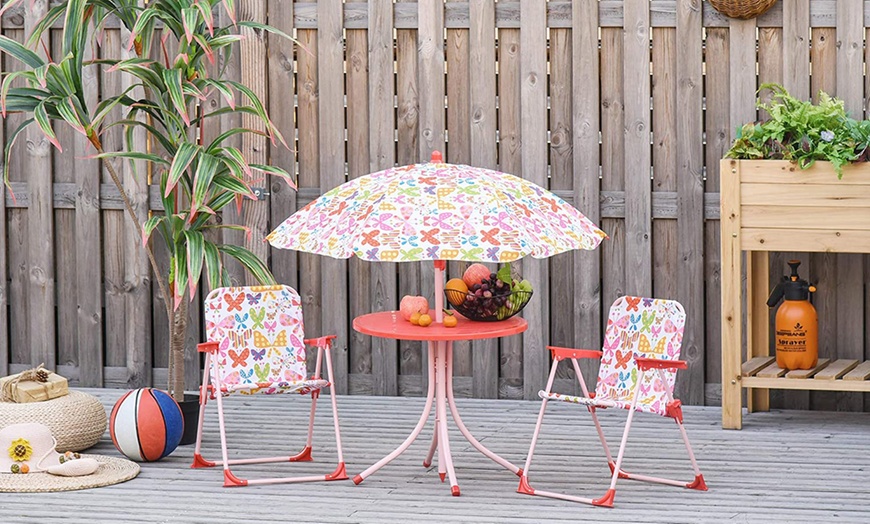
[444,289,533,322]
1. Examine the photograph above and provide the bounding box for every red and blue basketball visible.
[109,388,184,462]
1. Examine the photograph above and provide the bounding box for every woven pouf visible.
[0,391,107,451]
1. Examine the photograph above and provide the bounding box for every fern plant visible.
[726,83,870,178]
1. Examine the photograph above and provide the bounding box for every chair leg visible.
[423,430,437,468]
[676,418,707,490]
[517,359,560,495]
[192,353,215,468]
[323,344,348,481]
[289,391,317,462]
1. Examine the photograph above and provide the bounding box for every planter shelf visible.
[720,159,870,429]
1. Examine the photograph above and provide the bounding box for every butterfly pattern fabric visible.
[204,285,328,396]
[266,160,606,263]
[541,296,686,416]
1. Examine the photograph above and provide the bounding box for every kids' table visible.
[351,310,527,496]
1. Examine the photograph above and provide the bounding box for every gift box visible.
[0,370,69,403]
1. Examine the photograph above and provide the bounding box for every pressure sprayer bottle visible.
[766,260,818,370]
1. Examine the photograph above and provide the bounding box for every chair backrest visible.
[204,285,307,389]
[595,296,686,411]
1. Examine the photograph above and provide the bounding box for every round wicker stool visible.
[0,391,107,452]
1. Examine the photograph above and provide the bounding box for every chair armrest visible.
[547,346,603,361]
[197,342,219,353]
[304,335,337,349]
[635,357,687,371]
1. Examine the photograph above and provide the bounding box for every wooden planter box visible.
[720,159,870,429]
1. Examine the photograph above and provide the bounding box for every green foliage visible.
[0,0,296,304]
[726,83,870,178]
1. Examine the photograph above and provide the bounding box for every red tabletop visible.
[353,311,527,342]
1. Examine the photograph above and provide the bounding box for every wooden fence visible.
[2,0,870,411]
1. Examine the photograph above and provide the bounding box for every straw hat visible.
[0,423,139,493]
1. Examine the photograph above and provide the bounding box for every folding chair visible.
[517,296,707,507]
[191,285,347,487]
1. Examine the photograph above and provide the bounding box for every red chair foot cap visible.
[223,469,248,487]
[352,474,364,485]
[515,468,524,477]
[592,489,615,508]
[687,474,708,491]
[439,472,446,482]
[326,462,348,481]
[289,445,313,462]
[516,475,535,495]
[607,461,630,479]
[451,485,461,497]
[422,460,431,468]
[191,453,215,469]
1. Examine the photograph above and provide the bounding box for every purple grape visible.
[473,283,481,291]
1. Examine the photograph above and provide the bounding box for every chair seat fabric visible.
[220,378,329,396]
[539,390,666,416]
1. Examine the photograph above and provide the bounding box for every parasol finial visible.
[430,150,443,163]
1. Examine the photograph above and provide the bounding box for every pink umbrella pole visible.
[434,260,445,324]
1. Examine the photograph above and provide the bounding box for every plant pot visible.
[178,394,201,446]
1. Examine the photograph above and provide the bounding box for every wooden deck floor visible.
[3,388,870,523]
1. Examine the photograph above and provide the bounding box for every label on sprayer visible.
[776,322,808,353]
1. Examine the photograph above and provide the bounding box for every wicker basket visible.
[0,391,107,451]
[709,0,777,20]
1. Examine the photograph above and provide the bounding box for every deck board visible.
[3,389,870,523]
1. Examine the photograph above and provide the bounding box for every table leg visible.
[352,342,437,484]
[423,430,437,468]
[435,340,460,495]
[445,341,522,476]
[434,346,446,481]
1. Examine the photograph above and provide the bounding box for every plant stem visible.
[93,141,173,322]
[169,293,188,402]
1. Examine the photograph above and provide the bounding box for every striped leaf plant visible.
[0,0,297,401]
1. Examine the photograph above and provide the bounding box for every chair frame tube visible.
[518,348,707,507]
[191,337,347,487]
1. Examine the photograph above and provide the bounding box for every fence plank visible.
[652,27,677,303]
[118,23,151,388]
[469,0,498,399]
[836,0,865,412]
[6,28,29,369]
[600,28,625,323]
[497,24,522,398]
[418,0,445,397]
[675,0,705,406]
[25,2,55,371]
[446,2,472,386]
[808,25,838,411]
[395,5,422,390]
[295,26,323,375]
[368,0,398,396]
[99,30,126,373]
[73,30,103,386]
[346,22,375,390]
[520,0,548,400]
[572,0,602,392]
[757,25,790,411]
[783,0,811,99]
[51,29,76,374]
[623,0,652,298]
[0,15,6,376]
[549,27,576,391]
[239,1,271,282]
[267,0,298,290]
[316,0,349,394]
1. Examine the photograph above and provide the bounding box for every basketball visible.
[109,388,184,462]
